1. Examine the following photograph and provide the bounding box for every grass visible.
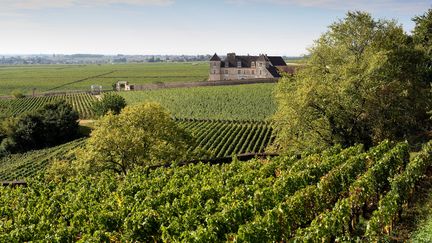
[0,62,209,96]
[392,169,432,241]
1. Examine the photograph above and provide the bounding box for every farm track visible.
[44,71,117,92]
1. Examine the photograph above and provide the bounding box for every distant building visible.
[209,53,291,81]
[116,81,134,91]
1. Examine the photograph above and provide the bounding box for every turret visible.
[209,53,222,81]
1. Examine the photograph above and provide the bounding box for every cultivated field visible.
[0,63,208,96]
[0,120,274,181]
[0,139,85,181]
[120,83,276,121]
[0,83,276,121]
[0,93,97,119]
[2,140,430,241]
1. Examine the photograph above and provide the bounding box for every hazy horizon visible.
[1,0,430,56]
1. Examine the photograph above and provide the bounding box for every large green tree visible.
[75,102,197,175]
[272,11,431,153]
[412,8,432,81]
[0,100,79,153]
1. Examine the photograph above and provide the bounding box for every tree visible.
[76,102,197,175]
[93,93,127,116]
[272,11,431,153]
[413,9,432,68]
[0,100,79,153]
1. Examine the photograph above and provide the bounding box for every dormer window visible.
[237,61,241,68]
[251,61,255,67]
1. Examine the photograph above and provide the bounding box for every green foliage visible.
[0,139,84,181]
[0,63,208,96]
[294,142,409,241]
[177,119,274,157]
[0,142,368,242]
[120,83,276,121]
[76,102,196,175]
[93,93,126,116]
[0,93,97,119]
[273,11,431,153]
[413,8,432,80]
[1,140,415,241]
[0,100,79,154]
[0,119,273,180]
[365,140,432,240]
[10,90,25,99]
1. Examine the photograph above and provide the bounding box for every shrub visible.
[93,93,127,116]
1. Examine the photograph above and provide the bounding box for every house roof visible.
[210,53,221,61]
[266,66,282,78]
[211,53,287,78]
[268,56,287,66]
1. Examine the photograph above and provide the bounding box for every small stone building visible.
[209,53,289,81]
[116,81,135,91]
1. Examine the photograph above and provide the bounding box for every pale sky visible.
[0,0,430,56]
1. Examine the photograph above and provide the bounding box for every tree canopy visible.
[272,11,431,153]
[75,102,197,175]
[93,93,127,117]
[0,100,79,154]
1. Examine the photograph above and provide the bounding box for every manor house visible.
[209,53,290,81]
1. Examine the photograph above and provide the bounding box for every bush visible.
[11,90,25,99]
[93,93,127,116]
[1,100,79,153]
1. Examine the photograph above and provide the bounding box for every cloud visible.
[0,0,174,11]
[225,0,430,14]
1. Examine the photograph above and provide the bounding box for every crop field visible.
[0,139,85,181]
[0,120,273,180]
[120,83,276,121]
[0,93,97,119]
[1,140,430,241]
[0,63,208,96]
[178,119,273,157]
[0,83,276,121]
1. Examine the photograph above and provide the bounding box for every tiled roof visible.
[211,53,287,72]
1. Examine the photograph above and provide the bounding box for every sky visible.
[0,0,430,56]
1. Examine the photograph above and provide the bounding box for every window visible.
[237,61,241,68]
[213,62,216,66]
[225,70,228,74]
[213,70,216,74]
[259,62,263,67]
[259,70,262,75]
[238,70,241,74]
[244,70,246,74]
[252,70,255,75]
[251,61,255,67]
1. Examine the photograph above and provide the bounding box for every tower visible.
[209,53,222,81]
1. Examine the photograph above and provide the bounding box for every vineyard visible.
[0,93,97,119]
[180,119,273,157]
[120,83,276,120]
[0,139,85,181]
[1,140,431,241]
[0,83,276,121]
[0,63,208,96]
[0,120,273,180]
